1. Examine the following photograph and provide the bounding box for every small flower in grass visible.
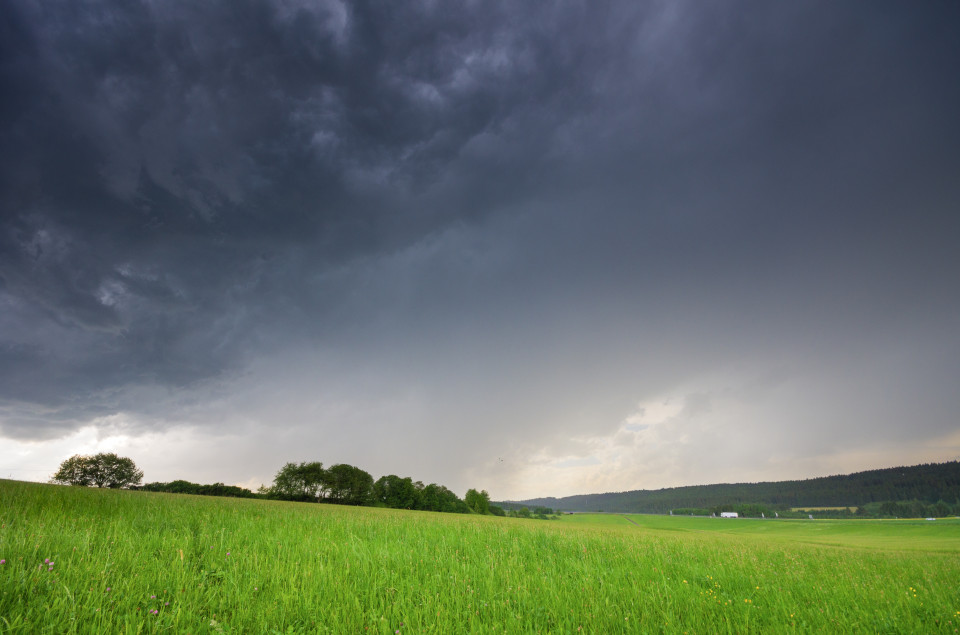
[151,595,156,599]
[0,559,5,565]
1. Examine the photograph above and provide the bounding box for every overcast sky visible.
[2,0,958,500]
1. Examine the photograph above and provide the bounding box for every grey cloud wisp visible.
[1,1,959,496]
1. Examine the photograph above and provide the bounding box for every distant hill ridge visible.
[500,461,960,514]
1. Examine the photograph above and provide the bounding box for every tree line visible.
[50,453,495,516]
[137,480,258,498]
[263,461,493,515]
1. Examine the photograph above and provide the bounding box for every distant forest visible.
[501,461,960,515]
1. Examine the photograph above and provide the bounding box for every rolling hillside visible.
[502,461,960,513]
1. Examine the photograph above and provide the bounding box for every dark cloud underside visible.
[1,1,958,492]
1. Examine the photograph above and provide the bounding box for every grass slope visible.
[2,480,959,633]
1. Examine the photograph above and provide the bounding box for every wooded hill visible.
[501,461,960,514]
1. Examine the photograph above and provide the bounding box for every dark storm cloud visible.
[1,0,959,466]
[0,0,602,434]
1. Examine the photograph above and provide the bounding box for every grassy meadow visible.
[1,480,959,633]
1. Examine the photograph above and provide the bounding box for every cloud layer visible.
[2,1,959,496]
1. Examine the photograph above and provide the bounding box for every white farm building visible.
[720,512,738,518]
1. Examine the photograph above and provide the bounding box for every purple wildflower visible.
[1,559,5,564]
[151,595,156,599]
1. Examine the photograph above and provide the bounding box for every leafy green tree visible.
[51,455,92,487]
[81,453,142,488]
[271,462,329,501]
[302,462,330,500]
[326,464,373,505]
[374,475,420,509]
[109,454,142,488]
[51,453,142,489]
[271,462,306,500]
[439,485,470,513]
[465,488,491,514]
[415,483,470,513]
[417,483,439,511]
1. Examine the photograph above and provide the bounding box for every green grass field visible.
[2,480,959,633]
[790,507,858,512]
[560,513,960,552]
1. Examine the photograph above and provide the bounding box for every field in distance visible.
[560,512,960,552]
[790,506,859,512]
[2,479,959,633]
